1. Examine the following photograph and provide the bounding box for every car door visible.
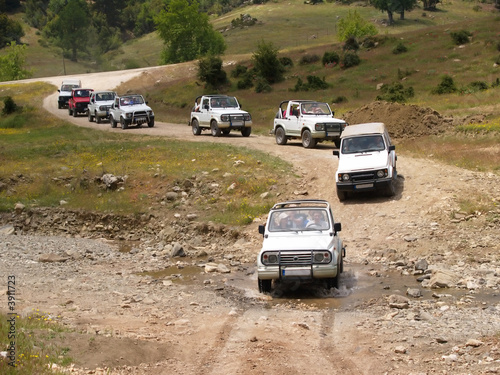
[286,102,301,137]
[198,98,211,127]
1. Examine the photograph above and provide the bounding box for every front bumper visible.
[124,115,155,125]
[336,177,392,192]
[257,264,337,280]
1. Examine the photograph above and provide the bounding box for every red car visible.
[68,88,93,117]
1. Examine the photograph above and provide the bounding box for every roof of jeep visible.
[271,199,330,210]
[340,122,386,138]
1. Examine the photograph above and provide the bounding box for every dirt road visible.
[2,69,500,374]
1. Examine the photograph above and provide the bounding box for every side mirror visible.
[57,89,60,93]
[204,104,209,110]
[145,101,148,104]
[333,150,339,157]
[334,222,341,232]
[258,225,265,236]
[389,145,396,151]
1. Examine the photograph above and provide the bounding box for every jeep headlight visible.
[339,173,350,181]
[262,252,279,265]
[315,123,325,131]
[376,169,388,178]
[147,110,153,116]
[99,105,106,111]
[313,251,331,264]
[125,113,132,119]
[243,114,251,121]
[221,115,230,122]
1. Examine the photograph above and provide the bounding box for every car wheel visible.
[58,102,62,109]
[337,189,347,202]
[148,119,154,128]
[275,127,287,145]
[110,116,117,128]
[258,279,272,293]
[211,121,221,137]
[302,129,316,148]
[383,179,396,197]
[72,108,77,117]
[339,252,344,273]
[120,117,128,130]
[96,114,102,124]
[222,129,231,136]
[326,275,339,289]
[87,110,93,122]
[241,127,251,137]
[192,119,201,135]
[68,107,72,116]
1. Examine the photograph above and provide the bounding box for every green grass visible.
[0,83,291,223]
[0,310,72,375]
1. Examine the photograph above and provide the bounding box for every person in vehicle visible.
[306,211,328,229]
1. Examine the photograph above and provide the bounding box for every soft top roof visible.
[340,122,386,138]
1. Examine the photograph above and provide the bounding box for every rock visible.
[428,269,459,288]
[406,288,422,298]
[394,346,407,354]
[0,224,15,235]
[388,294,410,309]
[165,192,178,201]
[465,339,483,347]
[415,259,428,271]
[38,253,69,263]
[14,202,25,213]
[171,242,185,257]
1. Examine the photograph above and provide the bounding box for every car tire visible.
[275,127,287,145]
[148,119,154,128]
[241,127,251,137]
[211,121,221,137]
[120,117,128,130]
[337,189,348,202]
[326,274,339,289]
[222,129,231,136]
[110,116,117,128]
[302,129,316,149]
[73,108,77,117]
[68,107,72,116]
[192,119,201,135]
[258,279,272,293]
[87,110,93,122]
[383,179,396,197]
[58,102,62,109]
[96,114,102,124]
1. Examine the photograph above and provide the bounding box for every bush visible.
[279,56,294,68]
[332,95,348,104]
[197,55,228,89]
[341,52,360,69]
[432,75,457,94]
[255,77,272,93]
[2,96,18,115]
[376,82,414,103]
[252,40,284,84]
[450,30,472,45]
[392,42,408,54]
[231,64,248,78]
[322,51,340,66]
[292,75,330,91]
[343,36,359,51]
[460,81,489,94]
[299,54,320,65]
[397,68,414,80]
[237,71,254,90]
[361,36,378,49]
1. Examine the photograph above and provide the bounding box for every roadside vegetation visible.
[0,83,290,222]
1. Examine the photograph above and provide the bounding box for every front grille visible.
[324,123,342,131]
[350,171,377,182]
[133,111,147,117]
[279,251,312,265]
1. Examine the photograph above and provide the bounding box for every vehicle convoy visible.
[257,199,345,293]
[68,88,93,117]
[87,91,116,123]
[333,122,397,201]
[57,79,81,109]
[273,100,348,148]
[109,94,154,129]
[189,95,252,137]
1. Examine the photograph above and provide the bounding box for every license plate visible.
[282,269,311,277]
[355,183,373,189]
[231,121,243,126]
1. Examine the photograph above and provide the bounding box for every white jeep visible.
[273,100,348,148]
[333,122,397,201]
[257,199,345,293]
[109,94,155,129]
[87,91,116,123]
[57,79,81,109]
[189,95,252,137]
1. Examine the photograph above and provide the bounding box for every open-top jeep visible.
[87,91,116,123]
[273,100,348,148]
[189,95,252,137]
[68,88,93,117]
[257,199,345,293]
[109,94,155,129]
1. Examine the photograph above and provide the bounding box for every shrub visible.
[341,52,360,69]
[292,75,329,91]
[2,96,18,115]
[492,78,500,88]
[460,81,489,94]
[337,10,378,42]
[231,14,257,28]
[376,82,414,103]
[237,72,254,90]
[231,64,248,78]
[279,56,294,68]
[255,77,272,93]
[252,40,284,84]
[432,75,457,94]
[392,42,408,54]
[332,95,348,104]
[450,30,472,45]
[343,36,359,51]
[361,36,378,49]
[299,54,320,65]
[197,55,228,89]
[322,51,340,66]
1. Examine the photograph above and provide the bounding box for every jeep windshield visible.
[341,135,385,154]
[210,97,238,109]
[96,92,115,101]
[74,90,92,98]
[268,209,330,232]
[300,102,331,116]
[120,95,144,106]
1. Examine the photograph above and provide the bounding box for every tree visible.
[337,10,377,42]
[371,0,396,25]
[251,40,284,84]
[44,0,90,61]
[0,42,33,81]
[197,55,227,89]
[92,0,126,29]
[392,0,417,20]
[154,0,226,64]
[0,13,25,48]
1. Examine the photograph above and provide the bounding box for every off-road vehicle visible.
[333,122,397,201]
[273,100,348,148]
[57,79,81,109]
[108,94,154,129]
[257,199,345,293]
[68,88,93,117]
[87,91,116,123]
[189,95,252,137]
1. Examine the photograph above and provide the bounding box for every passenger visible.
[277,212,289,229]
[306,211,328,229]
[289,212,307,229]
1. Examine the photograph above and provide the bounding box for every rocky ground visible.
[1,67,500,374]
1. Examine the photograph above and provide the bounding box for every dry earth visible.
[1,66,500,374]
